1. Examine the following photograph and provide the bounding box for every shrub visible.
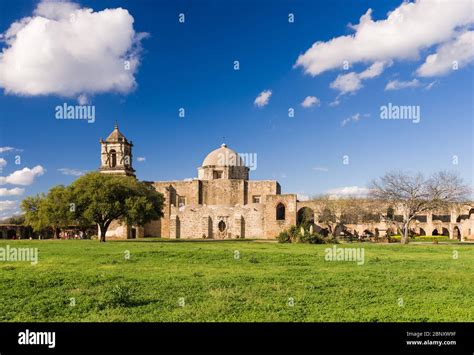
[277,226,333,244]
[287,225,300,243]
[277,231,291,243]
[299,233,325,244]
[106,283,134,307]
[415,235,450,241]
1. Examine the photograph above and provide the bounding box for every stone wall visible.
[247,180,280,203]
[116,177,474,241]
[263,194,297,238]
[294,200,474,240]
[105,220,144,239]
[167,204,264,239]
[201,179,246,205]
[138,178,282,239]
[198,165,249,180]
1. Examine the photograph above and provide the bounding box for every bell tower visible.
[99,122,135,177]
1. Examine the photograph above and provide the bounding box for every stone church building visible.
[99,124,474,241]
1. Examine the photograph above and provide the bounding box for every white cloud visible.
[0,158,6,171]
[137,157,146,162]
[0,147,17,153]
[254,90,272,107]
[34,0,80,19]
[312,166,329,172]
[385,78,421,90]
[0,187,25,196]
[330,61,388,95]
[57,168,84,176]
[358,61,387,79]
[330,72,362,95]
[297,193,310,201]
[326,186,369,199]
[417,30,474,77]
[424,80,438,90]
[0,200,18,210]
[0,200,20,218]
[329,99,340,107]
[0,0,147,99]
[0,165,45,185]
[301,96,320,108]
[341,113,369,127]
[294,0,473,76]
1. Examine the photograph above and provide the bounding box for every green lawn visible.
[0,239,472,322]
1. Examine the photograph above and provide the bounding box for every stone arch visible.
[386,206,395,219]
[276,203,286,220]
[109,149,117,167]
[218,220,226,232]
[453,226,461,240]
[419,228,426,236]
[297,207,314,227]
[433,228,449,236]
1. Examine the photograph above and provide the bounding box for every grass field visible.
[0,239,473,322]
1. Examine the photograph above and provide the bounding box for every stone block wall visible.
[201,179,246,205]
[247,180,280,203]
[263,194,297,238]
[166,204,264,239]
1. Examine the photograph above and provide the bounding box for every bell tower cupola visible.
[99,122,135,177]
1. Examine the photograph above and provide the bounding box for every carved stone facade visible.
[100,126,474,240]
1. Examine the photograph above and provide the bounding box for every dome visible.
[202,144,244,167]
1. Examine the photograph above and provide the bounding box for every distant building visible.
[98,125,474,240]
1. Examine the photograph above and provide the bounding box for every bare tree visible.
[369,171,470,244]
[313,196,365,237]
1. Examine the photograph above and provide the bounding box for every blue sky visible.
[0,0,473,217]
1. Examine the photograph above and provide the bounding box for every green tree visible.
[42,185,75,238]
[21,186,73,238]
[21,194,48,234]
[70,172,164,242]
